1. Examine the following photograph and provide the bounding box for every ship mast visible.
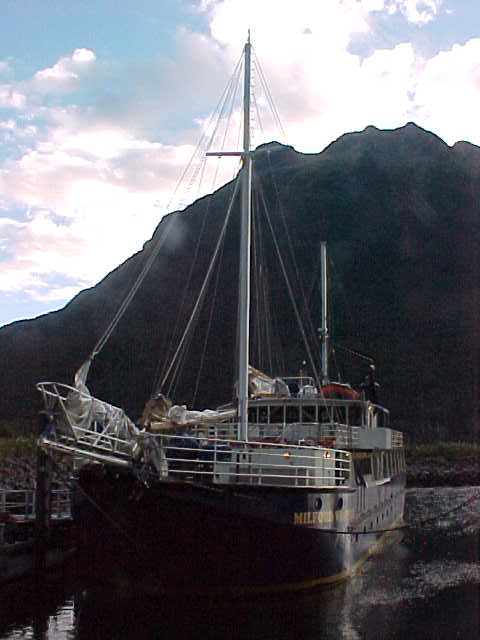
[238,33,252,441]
[206,34,252,441]
[320,241,329,386]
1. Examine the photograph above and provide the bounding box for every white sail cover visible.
[248,365,290,398]
[138,392,236,431]
[64,359,138,440]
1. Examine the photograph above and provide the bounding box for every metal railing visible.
[0,488,71,521]
[190,421,360,448]
[36,381,138,461]
[392,431,404,447]
[147,434,351,488]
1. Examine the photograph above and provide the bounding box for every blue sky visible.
[1,0,479,326]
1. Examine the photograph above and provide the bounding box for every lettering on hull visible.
[293,509,354,525]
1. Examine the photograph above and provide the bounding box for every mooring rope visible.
[46,456,167,590]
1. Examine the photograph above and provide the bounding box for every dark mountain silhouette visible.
[1,123,479,442]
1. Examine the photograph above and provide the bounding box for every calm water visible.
[1,487,479,640]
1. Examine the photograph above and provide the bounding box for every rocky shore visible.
[0,457,66,491]
[406,458,480,487]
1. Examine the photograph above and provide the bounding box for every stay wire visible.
[157,57,244,395]
[252,50,285,138]
[156,190,212,395]
[191,242,225,407]
[166,52,243,212]
[91,55,245,375]
[159,176,241,392]
[256,174,321,387]
[265,152,320,362]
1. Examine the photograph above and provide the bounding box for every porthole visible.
[336,497,343,510]
[315,498,322,510]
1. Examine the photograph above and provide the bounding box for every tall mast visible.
[320,242,329,386]
[205,34,252,440]
[238,33,252,441]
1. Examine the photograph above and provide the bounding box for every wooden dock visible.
[0,487,73,584]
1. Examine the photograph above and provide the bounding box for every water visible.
[1,487,479,640]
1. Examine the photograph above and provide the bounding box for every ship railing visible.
[316,422,360,447]
[189,421,360,448]
[147,434,351,489]
[0,488,71,522]
[36,381,139,460]
[391,430,404,447]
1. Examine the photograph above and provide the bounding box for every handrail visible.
[0,488,71,521]
[150,434,351,488]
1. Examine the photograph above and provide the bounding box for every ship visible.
[36,35,406,596]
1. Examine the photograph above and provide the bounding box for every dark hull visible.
[74,467,406,596]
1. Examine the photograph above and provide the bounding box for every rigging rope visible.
[159,176,241,392]
[252,51,285,138]
[192,240,226,406]
[256,175,321,387]
[80,53,244,385]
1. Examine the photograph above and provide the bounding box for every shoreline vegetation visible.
[406,441,480,487]
[0,437,478,489]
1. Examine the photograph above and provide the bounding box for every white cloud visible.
[0,85,26,108]
[0,61,11,75]
[1,1,479,322]
[0,113,200,301]
[33,47,96,89]
[71,48,96,63]
[413,38,480,143]
[0,119,16,130]
[392,0,443,25]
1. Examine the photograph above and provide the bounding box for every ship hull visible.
[74,467,405,596]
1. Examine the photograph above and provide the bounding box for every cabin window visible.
[301,406,316,423]
[319,407,331,424]
[258,407,269,423]
[348,405,362,426]
[357,457,372,476]
[248,407,257,423]
[332,406,346,425]
[269,406,284,424]
[286,405,299,424]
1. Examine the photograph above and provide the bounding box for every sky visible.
[0,0,479,327]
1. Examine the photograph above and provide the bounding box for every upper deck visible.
[211,375,403,451]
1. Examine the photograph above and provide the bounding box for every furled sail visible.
[138,393,236,432]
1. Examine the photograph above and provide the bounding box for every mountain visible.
[1,123,479,442]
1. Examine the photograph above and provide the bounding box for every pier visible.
[0,486,72,584]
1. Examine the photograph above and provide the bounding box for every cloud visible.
[0,61,11,76]
[0,85,26,108]
[392,0,443,25]
[413,38,480,144]
[1,1,479,325]
[0,111,201,302]
[33,47,97,90]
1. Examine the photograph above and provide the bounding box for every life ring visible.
[321,382,359,400]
